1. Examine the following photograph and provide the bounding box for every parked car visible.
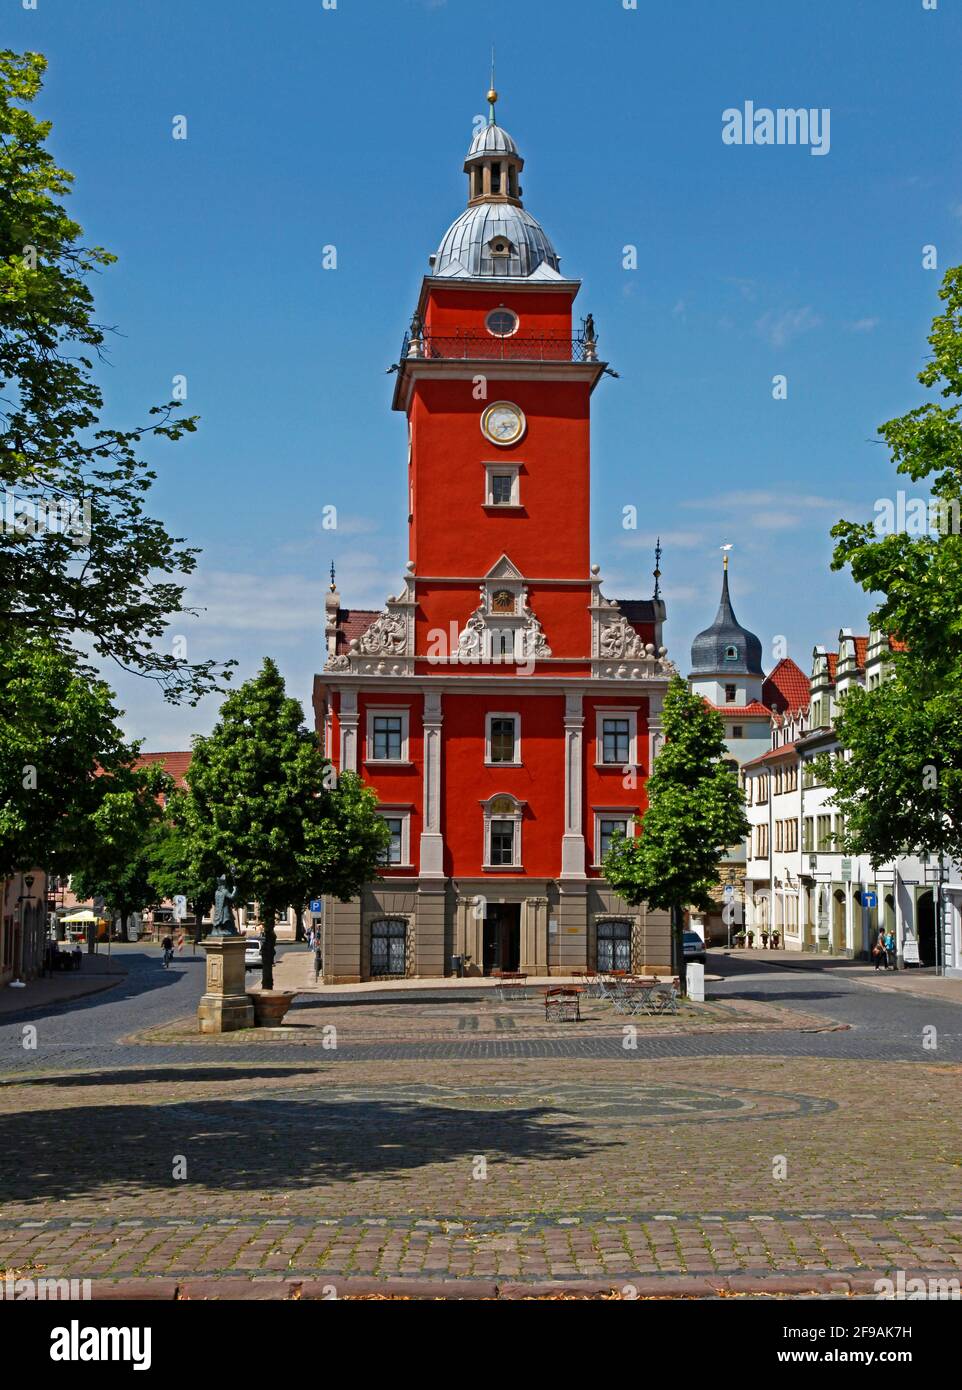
[244,936,263,970]
[682,931,706,965]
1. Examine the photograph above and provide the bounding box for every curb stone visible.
[76,1272,936,1300]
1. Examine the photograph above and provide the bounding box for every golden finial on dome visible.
[488,46,497,123]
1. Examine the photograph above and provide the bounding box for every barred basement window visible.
[371,919,406,976]
[597,920,632,973]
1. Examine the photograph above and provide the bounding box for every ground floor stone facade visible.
[323,878,671,983]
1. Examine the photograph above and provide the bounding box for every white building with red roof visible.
[687,557,810,941]
[743,628,962,973]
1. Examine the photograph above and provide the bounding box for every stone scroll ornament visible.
[355,611,408,656]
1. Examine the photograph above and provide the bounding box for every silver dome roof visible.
[465,122,520,162]
[432,201,561,279]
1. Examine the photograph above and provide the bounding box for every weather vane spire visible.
[653,536,662,600]
[329,559,337,592]
[720,542,733,572]
[487,45,497,124]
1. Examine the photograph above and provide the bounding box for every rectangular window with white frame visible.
[366,707,410,763]
[482,794,524,870]
[596,709,637,767]
[483,462,521,507]
[376,809,411,867]
[485,712,520,765]
[593,811,636,866]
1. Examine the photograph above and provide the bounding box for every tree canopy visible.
[185,658,390,988]
[604,677,748,986]
[0,48,228,704]
[0,631,157,880]
[827,265,962,865]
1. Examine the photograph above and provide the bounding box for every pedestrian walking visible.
[873,927,887,970]
[884,927,897,971]
[313,942,323,983]
[161,934,174,969]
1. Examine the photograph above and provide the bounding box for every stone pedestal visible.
[197,936,254,1033]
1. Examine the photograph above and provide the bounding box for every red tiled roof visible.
[335,608,382,655]
[707,702,773,718]
[888,636,908,653]
[826,652,838,680]
[134,751,191,787]
[854,636,869,668]
[762,658,810,713]
[742,741,800,769]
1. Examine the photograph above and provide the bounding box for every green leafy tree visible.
[145,793,213,935]
[827,265,962,865]
[831,265,962,687]
[185,659,390,990]
[603,677,748,990]
[0,49,228,703]
[70,763,172,942]
[0,631,148,879]
[817,681,962,867]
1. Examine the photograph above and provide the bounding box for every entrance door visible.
[917,890,935,967]
[832,890,846,954]
[482,904,521,974]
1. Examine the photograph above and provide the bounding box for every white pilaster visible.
[419,690,445,879]
[339,689,359,773]
[561,691,586,879]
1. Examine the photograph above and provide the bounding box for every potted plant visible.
[746,929,755,948]
[760,930,769,948]
[735,930,747,948]
[247,990,294,1027]
[771,928,780,949]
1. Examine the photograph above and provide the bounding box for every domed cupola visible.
[431,87,562,281]
[689,556,764,678]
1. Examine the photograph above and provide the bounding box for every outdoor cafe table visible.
[495,972,529,1001]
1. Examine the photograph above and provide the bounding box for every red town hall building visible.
[313,95,675,982]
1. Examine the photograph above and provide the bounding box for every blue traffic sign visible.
[309,899,323,914]
[862,891,878,909]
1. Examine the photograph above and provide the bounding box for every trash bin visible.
[450,955,463,978]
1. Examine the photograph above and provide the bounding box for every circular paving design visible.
[280,1080,838,1127]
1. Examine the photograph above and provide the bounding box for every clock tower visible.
[314,92,675,982]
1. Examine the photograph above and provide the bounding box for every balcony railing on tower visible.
[400,329,598,363]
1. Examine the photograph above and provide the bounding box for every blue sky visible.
[11,0,962,747]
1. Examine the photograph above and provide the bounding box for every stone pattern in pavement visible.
[1,1055,961,1284]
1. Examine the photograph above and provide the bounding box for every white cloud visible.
[618,528,704,550]
[755,305,822,347]
[847,317,880,333]
[681,489,848,512]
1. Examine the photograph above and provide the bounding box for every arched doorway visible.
[832,889,846,955]
[916,890,936,967]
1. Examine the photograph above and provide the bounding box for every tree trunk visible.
[293,900,306,943]
[671,902,688,996]
[261,906,276,991]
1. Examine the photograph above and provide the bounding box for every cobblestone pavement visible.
[1,949,961,1287]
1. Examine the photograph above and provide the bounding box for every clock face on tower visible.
[481,401,526,446]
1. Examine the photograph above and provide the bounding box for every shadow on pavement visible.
[4,1065,322,1089]
[0,1092,612,1200]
